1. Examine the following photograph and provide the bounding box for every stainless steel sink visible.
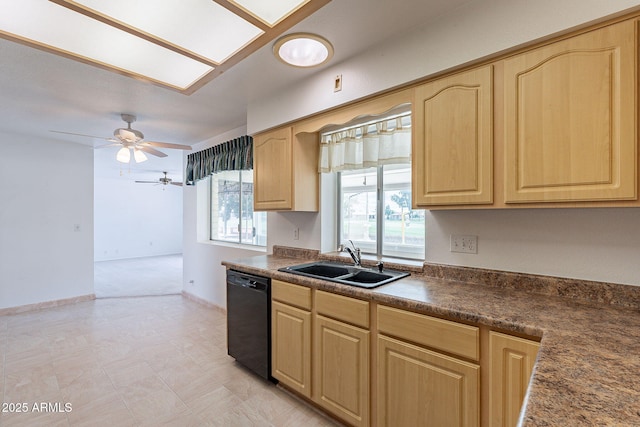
[278,261,409,288]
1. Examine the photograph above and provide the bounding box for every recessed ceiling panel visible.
[229,0,310,26]
[0,0,330,93]
[60,0,264,64]
[0,0,213,90]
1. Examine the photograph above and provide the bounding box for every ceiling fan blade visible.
[143,141,192,150]
[50,130,112,141]
[170,182,184,186]
[94,142,121,149]
[134,180,159,184]
[137,145,168,158]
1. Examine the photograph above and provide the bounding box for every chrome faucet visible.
[345,240,362,267]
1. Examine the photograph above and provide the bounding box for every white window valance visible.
[319,114,411,173]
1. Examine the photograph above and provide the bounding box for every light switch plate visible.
[334,74,342,92]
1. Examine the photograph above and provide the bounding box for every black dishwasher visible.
[226,269,275,382]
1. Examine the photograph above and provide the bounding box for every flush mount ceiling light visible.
[274,33,333,67]
[0,0,330,94]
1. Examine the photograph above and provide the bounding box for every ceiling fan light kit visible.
[52,113,192,164]
[133,148,148,163]
[116,146,130,163]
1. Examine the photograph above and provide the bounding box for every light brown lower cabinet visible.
[271,301,311,398]
[271,280,312,399]
[376,304,480,427]
[271,283,539,427]
[489,331,540,427]
[313,314,370,427]
[377,334,480,427]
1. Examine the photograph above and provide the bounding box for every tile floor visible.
[0,295,341,426]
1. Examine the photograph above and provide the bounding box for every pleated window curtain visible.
[185,135,253,185]
[318,114,411,173]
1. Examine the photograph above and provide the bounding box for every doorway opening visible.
[93,147,184,298]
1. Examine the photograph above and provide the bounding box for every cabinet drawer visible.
[316,290,370,329]
[272,280,312,310]
[377,305,479,361]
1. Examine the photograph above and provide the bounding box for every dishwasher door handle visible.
[230,279,265,290]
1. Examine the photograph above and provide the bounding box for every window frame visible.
[209,170,266,247]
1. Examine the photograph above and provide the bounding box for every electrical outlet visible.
[450,235,478,254]
[293,227,299,240]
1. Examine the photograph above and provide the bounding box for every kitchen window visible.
[322,109,425,260]
[339,165,425,259]
[210,170,267,246]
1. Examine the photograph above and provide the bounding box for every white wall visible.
[245,0,640,287]
[267,211,321,252]
[0,132,94,309]
[426,208,640,286]
[94,148,183,261]
[182,126,266,308]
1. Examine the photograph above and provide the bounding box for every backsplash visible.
[422,263,640,311]
[272,245,319,260]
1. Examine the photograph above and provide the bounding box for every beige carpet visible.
[94,254,182,298]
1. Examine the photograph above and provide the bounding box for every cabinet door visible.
[254,127,293,210]
[413,65,493,206]
[489,332,540,427]
[378,335,479,427]
[271,300,311,398]
[503,20,636,203]
[314,315,370,427]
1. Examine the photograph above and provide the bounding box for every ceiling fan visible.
[51,113,192,163]
[135,171,183,187]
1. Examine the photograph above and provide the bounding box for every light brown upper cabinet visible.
[253,126,319,211]
[413,65,494,206]
[503,20,637,203]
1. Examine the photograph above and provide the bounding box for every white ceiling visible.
[0,0,470,152]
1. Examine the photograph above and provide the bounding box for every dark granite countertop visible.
[222,251,640,427]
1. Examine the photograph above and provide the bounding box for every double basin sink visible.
[278,261,409,289]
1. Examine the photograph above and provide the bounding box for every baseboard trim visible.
[0,294,96,316]
[181,290,226,314]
